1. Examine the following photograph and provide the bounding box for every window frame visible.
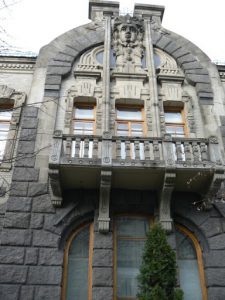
[164,107,188,137]
[116,105,146,137]
[113,215,153,300]
[72,103,96,135]
[175,224,208,300]
[0,85,26,170]
[62,223,94,300]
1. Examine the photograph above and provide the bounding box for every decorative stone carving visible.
[159,170,176,232]
[112,14,144,72]
[98,170,112,232]
[48,169,62,207]
[155,48,184,81]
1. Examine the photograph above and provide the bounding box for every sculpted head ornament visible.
[112,15,144,67]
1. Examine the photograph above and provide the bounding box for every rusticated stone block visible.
[94,232,113,249]
[155,35,171,49]
[204,250,225,267]
[0,247,25,264]
[93,249,113,267]
[25,248,38,265]
[39,248,64,266]
[208,233,225,250]
[20,286,34,300]
[0,285,20,300]
[200,218,222,237]
[92,287,113,300]
[186,73,210,84]
[164,41,180,54]
[14,156,36,168]
[33,230,59,248]
[23,107,38,118]
[206,268,225,286]
[12,168,39,182]
[20,129,37,141]
[22,118,38,129]
[92,267,113,287]
[32,194,55,213]
[28,183,48,197]
[27,266,62,285]
[30,213,44,229]
[10,182,28,197]
[1,229,32,246]
[7,197,32,212]
[34,286,61,300]
[0,266,28,283]
[4,212,30,229]
[208,287,225,300]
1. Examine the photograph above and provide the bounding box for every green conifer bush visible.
[137,223,183,300]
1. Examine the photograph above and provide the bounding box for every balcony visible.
[49,131,224,204]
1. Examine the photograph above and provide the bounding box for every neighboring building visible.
[0,1,225,299]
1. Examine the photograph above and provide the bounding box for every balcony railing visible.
[49,132,223,168]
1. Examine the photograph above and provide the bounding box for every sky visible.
[1,0,225,62]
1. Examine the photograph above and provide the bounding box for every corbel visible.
[48,168,62,207]
[159,169,176,232]
[98,169,112,233]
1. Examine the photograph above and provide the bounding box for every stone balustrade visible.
[49,132,222,168]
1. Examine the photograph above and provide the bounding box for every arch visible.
[151,25,214,104]
[175,224,208,300]
[62,222,94,300]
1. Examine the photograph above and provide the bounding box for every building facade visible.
[0,1,225,299]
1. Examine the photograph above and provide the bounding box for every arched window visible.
[175,225,207,300]
[114,216,151,300]
[62,223,93,300]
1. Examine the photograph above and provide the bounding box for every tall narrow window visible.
[114,216,150,300]
[0,106,12,161]
[73,105,95,135]
[175,225,207,300]
[62,223,93,300]
[164,108,187,137]
[116,106,145,137]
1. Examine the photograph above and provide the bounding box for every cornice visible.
[0,56,36,73]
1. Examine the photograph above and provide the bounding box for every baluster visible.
[125,140,131,160]
[92,138,98,159]
[134,140,140,160]
[144,140,150,160]
[66,137,72,159]
[176,141,183,161]
[84,138,89,158]
[184,142,191,162]
[75,137,81,158]
[192,142,200,163]
[153,140,160,161]
[200,142,208,162]
[116,140,121,160]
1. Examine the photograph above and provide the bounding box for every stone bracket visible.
[48,168,62,207]
[200,168,225,210]
[159,169,176,232]
[98,170,112,233]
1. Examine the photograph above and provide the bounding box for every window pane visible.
[116,217,149,300]
[131,123,143,137]
[165,112,182,123]
[0,111,12,121]
[0,123,10,132]
[117,108,142,121]
[66,226,90,300]
[74,107,94,119]
[74,122,94,135]
[117,239,145,298]
[166,125,184,137]
[116,217,148,239]
[176,230,203,300]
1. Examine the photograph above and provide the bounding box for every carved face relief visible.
[112,15,144,68]
[119,23,138,45]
